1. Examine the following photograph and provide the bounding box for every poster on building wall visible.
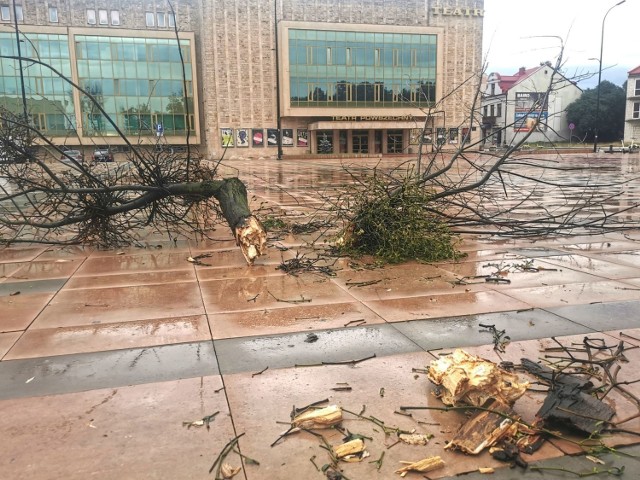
[221,128,234,147]
[410,128,422,145]
[236,128,249,147]
[449,128,459,144]
[297,129,308,147]
[252,129,264,147]
[267,129,278,146]
[282,129,294,146]
[436,128,447,146]
[514,92,548,132]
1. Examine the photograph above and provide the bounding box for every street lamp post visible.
[593,0,626,153]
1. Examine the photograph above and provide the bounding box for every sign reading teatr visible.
[432,6,484,17]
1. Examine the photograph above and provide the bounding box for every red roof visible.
[629,65,640,75]
[493,66,542,93]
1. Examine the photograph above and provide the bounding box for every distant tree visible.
[566,80,626,142]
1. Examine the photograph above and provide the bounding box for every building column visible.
[347,130,353,154]
[333,130,340,154]
[402,129,410,153]
[382,129,388,153]
[368,129,375,154]
[310,130,318,154]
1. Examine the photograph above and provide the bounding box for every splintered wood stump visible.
[211,178,267,264]
[427,349,529,407]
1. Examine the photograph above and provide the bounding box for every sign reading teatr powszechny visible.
[431,6,484,17]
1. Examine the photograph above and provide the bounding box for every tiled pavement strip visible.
[3,156,640,478]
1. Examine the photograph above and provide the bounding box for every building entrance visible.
[352,130,369,153]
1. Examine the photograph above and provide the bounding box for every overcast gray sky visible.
[482,0,639,87]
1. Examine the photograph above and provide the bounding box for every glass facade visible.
[75,35,194,136]
[0,32,194,138]
[0,32,75,135]
[288,29,437,108]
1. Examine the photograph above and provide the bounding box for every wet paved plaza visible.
[3,154,640,478]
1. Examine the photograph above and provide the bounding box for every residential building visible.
[624,65,640,146]
[0,0,486,158]
[481,64,582,147]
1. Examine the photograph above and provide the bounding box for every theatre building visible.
[203,0,485,157]
[0,0,484,158]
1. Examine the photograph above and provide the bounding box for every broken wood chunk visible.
[478,467,495,474]
[445,399,519,455]
[395,456,445,477]
[333,438,367,462]
[220,463,242,479]
[292,405,343,429]
[427,349,529,407]
[521,358,615,434]
[398,433,431,446]
[234,215,267,265]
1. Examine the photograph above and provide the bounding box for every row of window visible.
[0,6,176,29]
[27,112,195,136]
[634,79,640,97]
[0,4,22,21]
[87,9,119,26]
[290,44,436,68]
[291,81,435,104]
[483,103,503,117]
[81,79,193,98]
[146,11,175,28]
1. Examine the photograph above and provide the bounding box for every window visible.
[168,13,175,27]
[497,103,502,117]
[634,102,640,120]
[345,47,351,66]
[490,104,494,116]
[87,9,96,24]
[98,9,108,25]
[110,10,120,25]
[326,47,332,65]
[483,105,488,116]
[0,5,10,21]
[145,12,154,26]
[635,79,640,96]
[157,12,166,27]
[490,83,496,95]
[15,5,22,21]
[48,6,58,23]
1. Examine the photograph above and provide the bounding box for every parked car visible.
[60,149,84,164]
[93,148,114,162]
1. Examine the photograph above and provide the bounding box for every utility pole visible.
[274,0,283,160]
[12,0,28,121]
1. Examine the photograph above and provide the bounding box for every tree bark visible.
[166,177,267,264]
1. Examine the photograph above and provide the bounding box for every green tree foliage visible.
[337,171,462,263]
[566,80,626,142]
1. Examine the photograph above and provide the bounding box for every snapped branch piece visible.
[395,456,445,477]
[292,405,343,429]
